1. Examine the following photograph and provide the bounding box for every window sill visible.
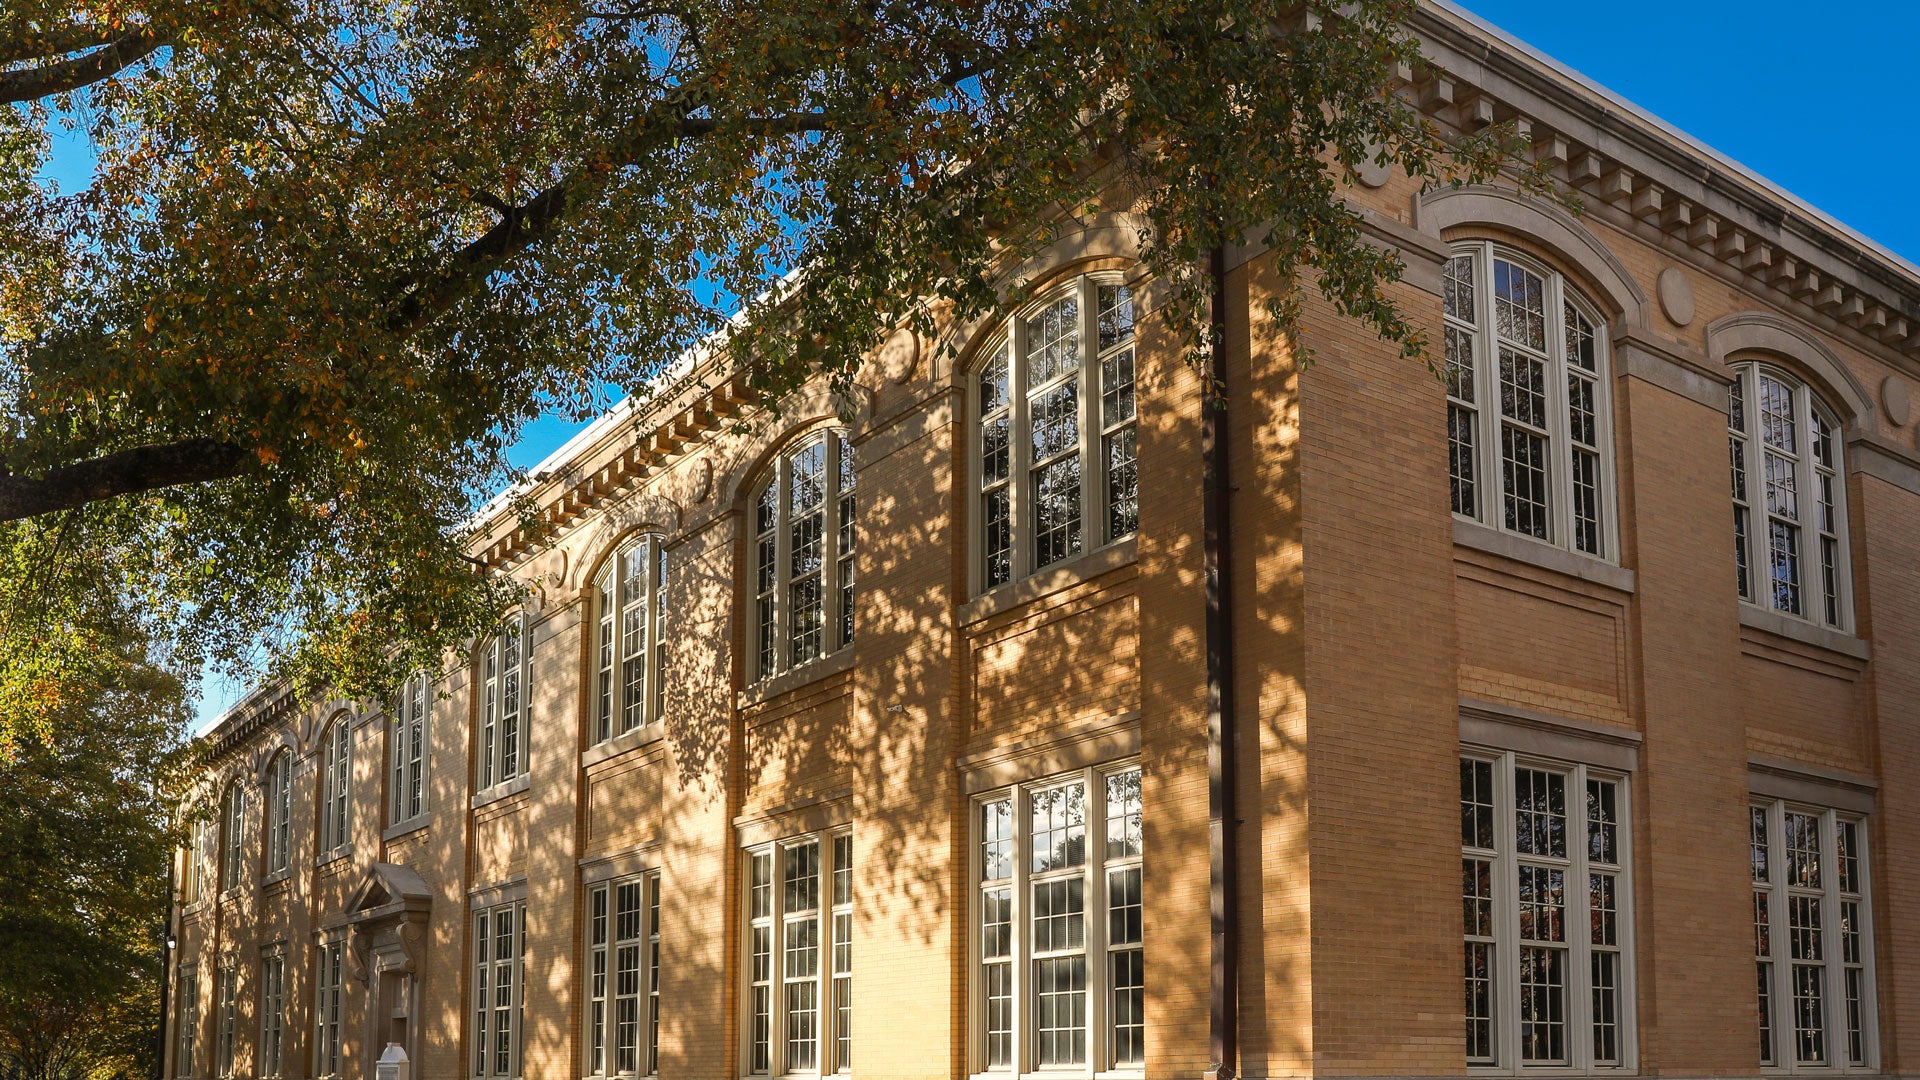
[739,646,856,709]
[260,868,292,893]
[470,773,531,810]
[181,900,209,920]
[1453,519,1635,593]
[1739,604,1870,660]
[382,817,430,843]
[583,722,667,768]
[959,537,1139,627]
[314,845,352,869]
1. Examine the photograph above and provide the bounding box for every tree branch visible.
[0,24,127,67]
[0,29,168,104]
[0,439,249,522]
[386,109,834,334]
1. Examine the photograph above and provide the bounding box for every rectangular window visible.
[1097,284,1137,544]
[473,900,526,1080]
[392,673,429,824]
[315,941,344,1078]
[744,829,852,1076]
[974,763,1143,1074]
[1752,800,1877,1072]
[266,752,292,875]
[222,789,245,893]
[587,872,663,1077]
[482,617,529,788]
[175,966,199,1080]
[1462,751,1634,1072]
[259,951,286,1079]
[214,962,237,1078]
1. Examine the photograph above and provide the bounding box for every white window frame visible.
[585,870,665,1078]
[391,673,431,826]
[593,535,668,742]
[1443,243,1619,562]
[319,718,351,855]
[751,432,856,683]
[186,814,209,905]
[220,786,245,895]
[1750,800,1878,1073]
[1728,365,1854,631]
[315,938,345,1080]
[259,947,287,1080]
[213,959,238,1079]
[968,275,1140,595]
[473,899,527,1080]
[740,828,853,1078]
[175,964,200,1080]
[967,761,1144,1079]
[1460,749,1638,1075]
[264,750,292,877]
[479,614,531,790]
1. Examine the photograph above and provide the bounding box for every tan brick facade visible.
[165,6,1920,1080]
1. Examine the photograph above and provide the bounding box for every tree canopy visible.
[0,0,1527,751]
[0,573,183,1080]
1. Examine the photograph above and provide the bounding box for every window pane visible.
[1106,769,1143,859]
[1519,946,1567,1064]
[1514,769,1567,858]
[1444,254,1477,323]
[1030,783,1086,872]
[1026,296,1081,387]
[1493,260,1547,351]
[1110,948,1145,1066]
[1449,404,1478,518]
[1501,426,1550,539]
[1032,451,1082,569]
[1034,955,1088,1066]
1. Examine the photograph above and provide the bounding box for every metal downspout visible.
[1204,243,1241,1080]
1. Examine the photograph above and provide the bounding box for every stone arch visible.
[934,214,1152,383]
[1706,312,1876,435]
[1417,185,1651,335]
[717,390,869,511]
[573,505,683,594]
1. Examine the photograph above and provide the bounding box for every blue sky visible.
[30,3,1904,727]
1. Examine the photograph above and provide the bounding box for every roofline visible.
[1421,0,1920,288]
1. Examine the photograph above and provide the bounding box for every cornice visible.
[1409,3,1920,374]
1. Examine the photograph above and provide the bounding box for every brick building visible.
[163,4,1920,1080]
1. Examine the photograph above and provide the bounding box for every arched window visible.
[480,614,531,789]
[592,534,667,741]
[1444,244,1616,559]
[975,275,1138,591]
[753,431,856,680]
[319,719,351,854]
[391,672,430,825]
[1728,365,1852,629]
[264,749,292,875]
[220,785,245,893]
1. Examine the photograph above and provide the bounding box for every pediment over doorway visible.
[345,862,432,924]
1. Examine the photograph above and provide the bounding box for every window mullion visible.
[1495,752,1520,1073]
[1012,784,1030,1078]
[1473,245,1501,530]
[1546,275,1573,551]
[773,464,791,679]
[1569,764,1593,1072]
[1011,326,1032,583]
[818,831,835,1077]
[823,443,842,663]
[773,845,789,1078]
[1078,280,1100,552]
[1822,811,1844,1069]
[1086,766,1108,1077]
